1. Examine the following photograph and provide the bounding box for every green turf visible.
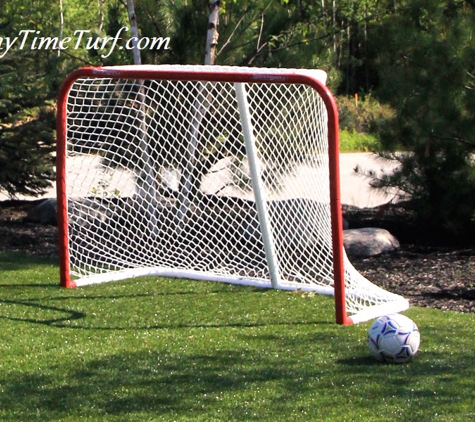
[0,251,474,421]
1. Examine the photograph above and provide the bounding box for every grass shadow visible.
[0,348,340,420]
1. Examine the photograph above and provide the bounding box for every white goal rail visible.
[56,65,409,325]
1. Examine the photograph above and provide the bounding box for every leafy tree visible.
[0,108,56,197]
[0,2,60,197]
[0,0,128,198]
[368,0,475,237]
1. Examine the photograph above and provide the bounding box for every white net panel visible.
[62,66,408,323]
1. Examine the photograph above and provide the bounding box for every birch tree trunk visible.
[204,0,220,65]
[127,0,142,65]
[176,1,221,232]
[58,0,64,57]
[127,0,158,235]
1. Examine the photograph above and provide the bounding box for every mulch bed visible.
[1,199,474,314]
[344,204,475,313]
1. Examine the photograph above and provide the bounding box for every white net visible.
[60,65,408,323]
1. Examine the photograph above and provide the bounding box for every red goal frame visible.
[56,65,348,324]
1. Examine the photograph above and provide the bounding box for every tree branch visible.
[216,8,249,58]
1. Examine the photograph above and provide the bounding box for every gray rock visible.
[344,227,400,257]
[25,198,58,225]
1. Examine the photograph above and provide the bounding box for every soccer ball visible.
[368,314,420,363]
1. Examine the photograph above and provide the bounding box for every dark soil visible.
[0,200,58,259]
[1,199,474,313]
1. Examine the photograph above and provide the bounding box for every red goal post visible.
[56,65,409,325]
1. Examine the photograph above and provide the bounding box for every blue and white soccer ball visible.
[368,314,420,363]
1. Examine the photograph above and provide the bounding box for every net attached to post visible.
[58,65,409,324]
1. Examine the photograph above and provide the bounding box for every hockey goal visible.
[56,65,408,324]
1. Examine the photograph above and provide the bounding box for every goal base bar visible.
[72,266,336,291]
[70,267,409,324]
[347,301,410,325]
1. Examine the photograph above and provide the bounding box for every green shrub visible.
[0,107,56,198]
[339,129,380,152]
[336,95,392,152]
[337,94,394,134]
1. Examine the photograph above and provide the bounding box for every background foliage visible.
[363,0,475,236]
[1,0,475,235]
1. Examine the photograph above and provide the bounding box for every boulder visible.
[344,227,400,257]
[25,198,58,225]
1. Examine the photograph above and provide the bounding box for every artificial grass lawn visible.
[0,251,474,421]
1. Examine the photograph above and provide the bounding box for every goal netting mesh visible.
[57,65,408,324]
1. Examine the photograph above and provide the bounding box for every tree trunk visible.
[176,1,221,232]
[205,1,220,65]
[58,0,64,57]
[127,0,142,65]
[127,0,158,235]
